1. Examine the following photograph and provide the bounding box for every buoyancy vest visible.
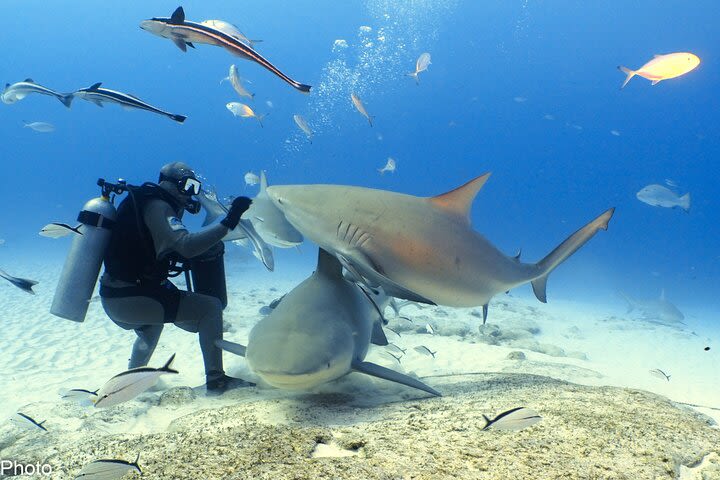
[103,183,183,285]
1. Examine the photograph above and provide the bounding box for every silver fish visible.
[94,354,178,408]
[649,369,671,381]
[11,412,47,432]
[378,158,396,175]
[351,93,373,126]
[414,345,436,358]
[23,121,55,133]
[293,114,313,142]
[227,102,265,127]
[0,268,38,294]
[222,64,254,100]
[482,407,541,431]
[636,184,690,212]
[2,78,73,107]
[407,52,431,84]
[75,454,141,479]
[40,222,83,238]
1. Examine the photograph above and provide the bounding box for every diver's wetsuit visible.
[99,183,229,381]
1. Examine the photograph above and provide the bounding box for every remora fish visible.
[197,189,275,270]
[94,354,179,408]
[636,184,690,212]
[482,407,541,431]
[618,53,700,88]
[620,290,685,325]
[265,174,614,316]
[40,222,83,238]
[407,52,431,84]
[201,173,302,249]
[0,268,38,294]
[141,7,311,93]
[351,93,373,126]
[10,412,47,432]
[2,78,73,108]
[76,454,142,479]
[217,248,440,397]
[73,82,186,123]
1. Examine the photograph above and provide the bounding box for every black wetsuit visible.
[99,183,229,378]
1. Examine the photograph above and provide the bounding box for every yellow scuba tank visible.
[50,179,120,322]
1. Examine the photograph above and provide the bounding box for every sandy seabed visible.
[0,252,718,479]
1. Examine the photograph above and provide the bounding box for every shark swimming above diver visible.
[265,173,615,321]
[217,248,440,397]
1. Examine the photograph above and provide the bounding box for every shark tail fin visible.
[618,66,636,89]
[352,361,441,397]
[59,94,74,108]
[679,193,691,213]
[531,208,615,303]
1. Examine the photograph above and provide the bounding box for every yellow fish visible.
[618,52,700,89]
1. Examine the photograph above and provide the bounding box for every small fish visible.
[23,121,55,133]
[94,354,178,408]
[610,130,620,137]
[245,171,260,186]
[0,268,38,294]
[2,78,73,107]
[227,102,265,127]
[60,388,99,406]
[378,158,396,175]
[385,343,406,356]
[351,93,373,126]
[11,412,47,432]
[266,100,274,109]
[222,64,254,100]
[482,407,541,431]
[414,345,436,358]
[385,326,401,338]
[425,323,435,335]
[513,96,527,103]
[543,114,555,121]
[75,454,142,479]
[618,53,700,88]
[636,184,690,212]
[73,83,186,123]
[407,52,431,84]
[649,368,671,381]
[388,299,426,316]
[293,114,313,142]
[40,222,83,238]
[382,351,402,364]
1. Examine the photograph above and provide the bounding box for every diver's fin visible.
[336,253,436,305]
[216,339,247,357]
[531,208,614,303]
[618,66,636,89]
[429,173,491,224]
[170,6,185,24]
[352,361,441,396]
[371,322,389,346]
[172,38,188,52]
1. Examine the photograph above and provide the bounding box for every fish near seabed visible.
[618,53,700,88]
[265,174,614,320]
[217,248,440,397]
[636,184,690,212]
[620,290,685,326]
[140,7,311,93]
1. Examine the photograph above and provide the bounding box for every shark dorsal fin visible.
[317,248,343,278]
[170,6,185,23]
[429,173,491,222]
[260,170,268,192]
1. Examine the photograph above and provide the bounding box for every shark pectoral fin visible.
[352,361,441,397]
[371,321,389,346]
[531,274,548,303]
[215,339,247,357]
[429,172,491,223]
[172,38,188,52]
[337,253,436,305]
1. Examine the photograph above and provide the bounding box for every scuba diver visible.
[99,161,252,393]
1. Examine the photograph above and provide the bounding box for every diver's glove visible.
[220,196,252,230]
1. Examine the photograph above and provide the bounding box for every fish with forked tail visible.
[73,83,186,123]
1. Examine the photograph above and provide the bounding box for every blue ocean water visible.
[1,0,718,323]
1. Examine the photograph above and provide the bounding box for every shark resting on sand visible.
[218,248,440,397]
[265,173,614,322]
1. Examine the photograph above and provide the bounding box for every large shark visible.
[200,171,303,248]
[620,290,685,326]
[265,173,614,318]
[218,248,440,397]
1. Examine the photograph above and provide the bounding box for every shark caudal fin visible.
[531,208,615,303]
[618,66,636,89]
